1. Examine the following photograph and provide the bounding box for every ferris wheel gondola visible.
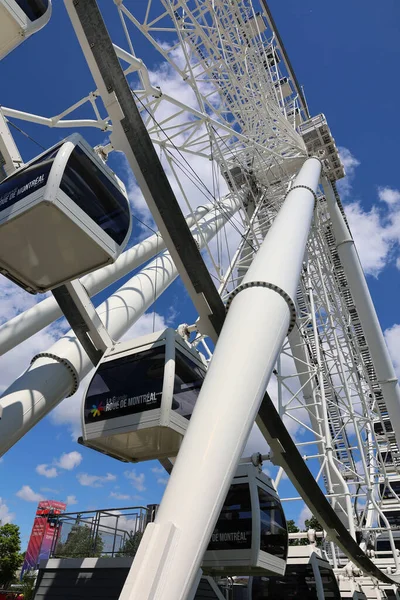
[79,328,207,463]
[0,0,52,59]
[203,463,288,577]
[0,133,131,293]
[224,544,341,600]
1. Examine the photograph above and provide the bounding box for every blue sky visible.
[0,0,400,548]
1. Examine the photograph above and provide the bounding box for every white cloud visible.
[151,465,169,485]
[378,187,400,206]
[384,324,400,377]
[120,311,168,342]
[56,451,82,471]
[124,470,146,492]
[40,488,60,495]
[0,498,14,523]
[336,147,360,198]
[298,504,312,528]
[336,181,400,277]
[35,452,82,479]
[151,466,165,474]
[242,423,270,457]
[65,495,78,506]
[36,464,58,479]
[77,473,116,488]
[16,485,44,502]
[344,202,392,276]
[110,492,130,501]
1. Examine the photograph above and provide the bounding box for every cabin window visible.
[172,351,204,419]
[258,487,287,559]
[0,161,52,211]
[374,420,393,435]
[376,537,400,558]
[84,347,165,423]
[379,511,400,529]
[208,483,252,551]
[61,146,130,245]
[252,565,318,599]
[15,0,49,20]
[380,481,400,500]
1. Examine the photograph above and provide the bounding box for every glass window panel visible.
[15,0,49,20]
[0,161,52,212]
[61,146,130,245]
[376,536,400,557]
[380,481,400,500]
[374,420,393,435]
[380,452,393,464]
[171,350,205,420]
[29,145,62,167]
[379,511,400,529]
[208,483,252,551]
[84,347,165,424]
[258,487,288,560]
[251,565,318,600]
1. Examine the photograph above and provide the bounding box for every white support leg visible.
[322,178,400,451]
[119,157,322,600]
[0,109,23,180]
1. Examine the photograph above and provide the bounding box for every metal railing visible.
[49,505,155,559]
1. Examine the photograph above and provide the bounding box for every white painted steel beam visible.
[0,203,212,356]
[0,201,238,455]
[322,178,400,451]
[118,157,322,600]
[0,109,23,180]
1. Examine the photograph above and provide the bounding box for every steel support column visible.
[323,178,400,451]
[118,157,321,600]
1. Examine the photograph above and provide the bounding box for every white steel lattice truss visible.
[1,0,400,595]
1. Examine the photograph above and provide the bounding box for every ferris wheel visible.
[0,1,400,599]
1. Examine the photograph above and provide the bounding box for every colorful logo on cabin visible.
[90,402,105,417]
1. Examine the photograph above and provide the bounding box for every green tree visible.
[287,519,300,546]
[21,572,36,600]
[0,523,23,588]
[287,519,299,534]
[304,516,323,531]
[116,532,142,558]
[55,525,104,558]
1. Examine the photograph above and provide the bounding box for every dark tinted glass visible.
[251,565,318,600]
[0,161,51,212]
[380,481,400,500]
[380,452,393,464]
[376,537,400,555]
[15,0,49,20]
[61,146,130,245]
[379,511,400,528]
[374,420,393,435]
[208,483,252,551]
[84,347,165,424]
[29,145,62,166]
[171,350,205,419]
[319,567,341,599]
[258,487,287,559]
